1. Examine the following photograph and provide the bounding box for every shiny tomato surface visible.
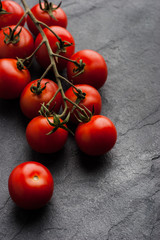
[0,58,31,99]
[75,115,117,156]
[26,116,68,153]
[0,25,34,59]
[20,79,62,119]
[67,49,108,89]
[8,161,54,209]
[35,26,75,71]
[27,2,67,36]
[0,1,25,29]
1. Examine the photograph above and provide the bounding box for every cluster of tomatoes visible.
[0,0,117,209]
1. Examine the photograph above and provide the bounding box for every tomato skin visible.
[8,161,54,209]
[64,84,102,124]
[0,1,25,29]
[67,49,108,89]
[0,58,31,99]
[35,26,75,71]
[0,25,34,59]
[75,115,117,156]
[27,3,67,36]
[20,79,62,119]
[26,116,68,153]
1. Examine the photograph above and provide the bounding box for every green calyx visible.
[16,58,27,71]
[39,0,62,20]
[73,59,86,77]
[3,27,22,45]
[56,40,73,57]
[0,1,11,15]
[45,112,74,135]
[68,87,93,123]
[30,80,49,95]
[75,105,95,124]
[16,57,32,71]
[71,88,86,113]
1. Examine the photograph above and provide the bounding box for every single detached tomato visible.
[35,26,75,71]
[20,79,62,119]
[67,49,108,89]
[75,115,117,156]
[0,58,31,99]
[0,1,25,29]
[27,1,67,36]
[8,161,54,209]
[63,84,102,124]
[26,116,68,153]
[0,25,34,59]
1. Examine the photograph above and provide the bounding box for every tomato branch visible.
[20,0,91,128]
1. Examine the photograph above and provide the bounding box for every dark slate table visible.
[0,0,160,239]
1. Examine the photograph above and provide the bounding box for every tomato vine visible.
[0,0,116,156]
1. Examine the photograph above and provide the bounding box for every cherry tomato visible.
[27,2,67,36]
[0,25,34,59]
[0,1,25,29]
[26,116,68,153]
[0,58,31,99]
[67,49,108,89]
[8,161,54,209]
[75,115,117,156]
[20,79,62,119]
[63,84,102,124]
[35,26,75,71]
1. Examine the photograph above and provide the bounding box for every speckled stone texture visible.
[0,0,160,239]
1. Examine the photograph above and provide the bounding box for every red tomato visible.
[8,161,54,209]
[35,26,75,71]
[0,1,25,29]
[20,79,62,119]
[27,2,67,36]
[64,84,102,124]
[67,49,108,89]
[0,58,31,99]
[0,25,34,59]
[26,116,68,153]
[75,115,117,156]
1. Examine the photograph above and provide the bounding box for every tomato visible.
[75,115,117,156]
[0,1,25,29]
[0,25,34,59]
[20,79,62,119]
[8,161,54,209]
[35,26,75,71]
[27,2,67,36]
[0,58,31,99]
[67,49,108,89]
[63,84,102,124]
[26,116,68,153]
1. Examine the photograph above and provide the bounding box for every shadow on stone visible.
[27,146,68,174]
[12,203,50,226]
[77,149,113,174]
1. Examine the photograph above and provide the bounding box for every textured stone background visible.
[0,0,160,239]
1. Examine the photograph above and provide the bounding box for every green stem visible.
[52,53,81,67]
[26,40,44,62]
[63,97,89,119]
[46,88,61,108]
[38,63,53,84]
[58,74,78,89]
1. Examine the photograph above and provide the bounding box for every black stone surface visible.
[0,0,160,239]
